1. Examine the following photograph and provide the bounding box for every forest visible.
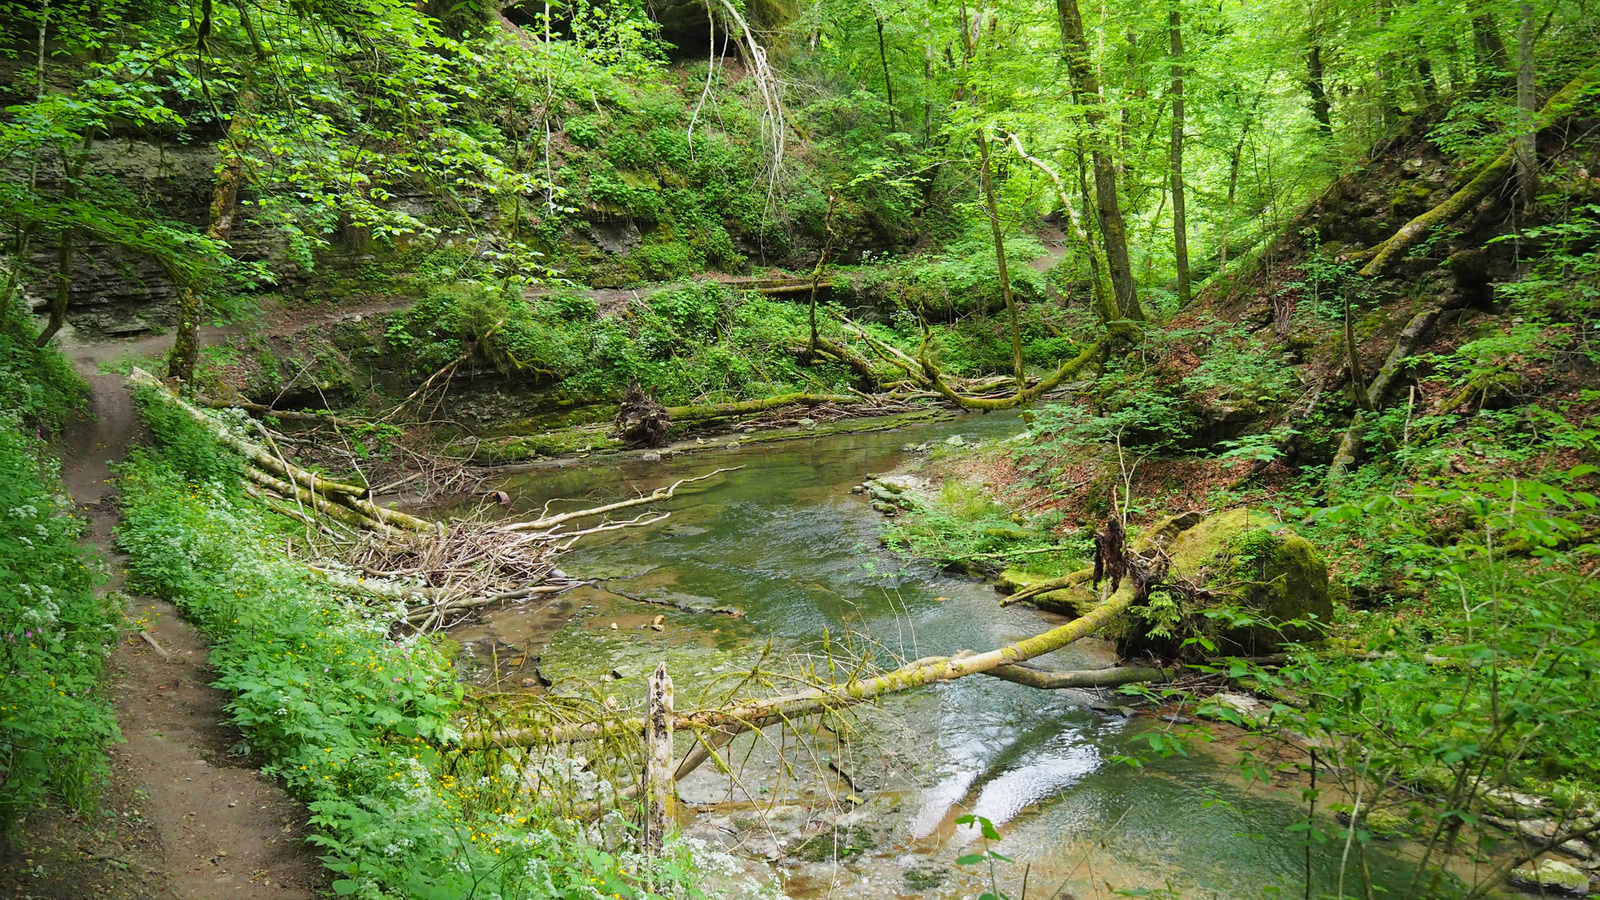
[0,0,1597,896]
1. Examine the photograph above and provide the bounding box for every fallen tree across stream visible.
[459,566,1145,754]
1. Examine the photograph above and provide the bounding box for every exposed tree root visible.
[917,332,1116,410]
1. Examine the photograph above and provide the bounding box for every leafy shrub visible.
[0,419,118,830]
[850,235,1048,322]
[1019,320,1291,461]
[1271,474,1600,793]
[883,477,1080,575]
[0,305,87,433]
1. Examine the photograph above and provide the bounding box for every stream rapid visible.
[455,414,1474,900]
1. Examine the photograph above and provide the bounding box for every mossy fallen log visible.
[1358,61,1600,277]
[130,367,439,534]
[1005,510,1330,658]
[196,393,370,431]
[920,335,1111,410]
[664,392,859,423]
[459,580,1140,749]
[1326,298,1465,487]
[987,662,1174,689]
[245,466,385,532]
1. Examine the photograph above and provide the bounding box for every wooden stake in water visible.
[643,663,676,853]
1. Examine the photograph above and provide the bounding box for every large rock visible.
[1118,508,1331,658]
[1510,859,1590,895]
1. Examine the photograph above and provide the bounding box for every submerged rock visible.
[1510,859,1590,895]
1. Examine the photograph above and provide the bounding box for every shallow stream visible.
[454,414,1496,899]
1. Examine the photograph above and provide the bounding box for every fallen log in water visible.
[458,577,1142,751]
[131,367,737,630]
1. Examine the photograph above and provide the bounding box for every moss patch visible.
[1120,508,1332,658]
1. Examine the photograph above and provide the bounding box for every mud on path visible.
[0,341,325,899]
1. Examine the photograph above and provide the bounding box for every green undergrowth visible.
[380,272,1100,413]
[0,419,119,831]
[1213,476,1600,806]
[880,469,1087,577]
[0,306,88,433]
[115,388,709,899]
[383,280,864,404]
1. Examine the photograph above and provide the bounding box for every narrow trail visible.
[0,334,324,899]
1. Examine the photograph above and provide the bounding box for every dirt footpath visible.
[0,349,325,899]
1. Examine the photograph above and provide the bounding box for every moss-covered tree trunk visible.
[1055,0,1144,322]
[977,130,1027,391]
[1168,0,1191,307]
[34,135,92,347]
[1359,60,1600,277]
[168,91,252,386]
[1306,41,1333,135]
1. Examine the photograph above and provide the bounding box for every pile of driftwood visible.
[129,368,732,631]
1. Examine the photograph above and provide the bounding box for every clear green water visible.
[474,416,1483,900]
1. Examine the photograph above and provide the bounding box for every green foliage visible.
[1292,473,1600,782]
[1493,202,1600,328]
[113,415,708,899]
[133,386,248,486]
[882,477,1081,575]
[0,304,87,433]
[953,814,1014,900]
[0,419,118,830]
[385,280,863,404]
[847,236,1048,323]
[1019,320,1291,461]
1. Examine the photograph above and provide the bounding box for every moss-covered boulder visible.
[1119,508,1331,658]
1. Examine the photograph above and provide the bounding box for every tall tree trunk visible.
[1168,0,1190,307]
[34,228,73,347]
[1073,140,1114,322]
[1472,13,1510,95]
[1415,50,1440,107]
[959,7,1025,390]
[1219,118,1250,278]
[168,94,251,386]
[1374,0,1403,126]
[807,194,838,352]
[1514,1,1536,204]
[922,44,934,146]
[975,134,1024,392]
[1306,41,1333,134]
[1055,0,1144,321]
[877,17,898,132]
[35,134,92,347]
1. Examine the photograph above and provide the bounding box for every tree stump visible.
[642,663,675,853]
[615,383,670,448]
